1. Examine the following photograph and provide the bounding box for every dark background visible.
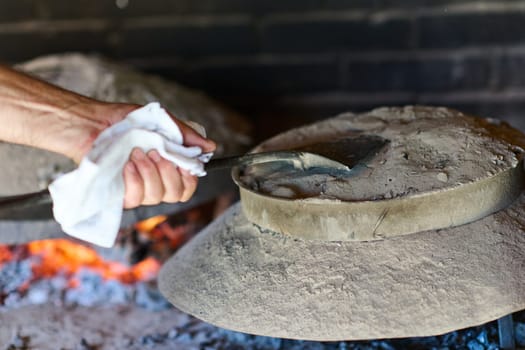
[1,0,525,139]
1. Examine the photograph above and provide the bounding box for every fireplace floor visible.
[0,304,197,350]
[1,303,523,350]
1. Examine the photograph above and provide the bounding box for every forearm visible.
[0,65,217,208]
[0,65,134,162]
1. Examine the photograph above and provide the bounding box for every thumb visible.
[174,119,217,153]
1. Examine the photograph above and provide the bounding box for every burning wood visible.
[0,245,11,267]
[26,239,160,284]
[134,215,168,233]
[0,196,229,310]
[0,212,196,294]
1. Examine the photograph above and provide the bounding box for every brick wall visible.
[1,0,525,138]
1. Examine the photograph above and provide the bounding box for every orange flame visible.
[0,212,200,287]
[135,215,168,233]
[27,239,160,283]
[122,257,161,283]
[0,245,12,267]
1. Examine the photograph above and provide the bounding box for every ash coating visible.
[240,106,525,201]
[160,195,525,341]
[160,106,525,341]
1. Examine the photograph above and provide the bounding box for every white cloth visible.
[49,102,211,248]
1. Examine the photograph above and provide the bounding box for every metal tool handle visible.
[205,151,305,171]
[0,189,52,219]
[0,152,305,213]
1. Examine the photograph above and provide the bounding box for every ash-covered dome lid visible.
[242,106,524,200]
[159,107,525,342]
[236,106,525,241]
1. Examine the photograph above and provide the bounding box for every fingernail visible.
[207,140,217,151]
[125,162,137,174]
[131,148,145,161]
[148,150,161,162]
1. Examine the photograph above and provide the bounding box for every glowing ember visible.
[0,202,221,297]
[0,245,11,267]
[26,239,160,283]
[135,215,168,233]
[127,257,160,282]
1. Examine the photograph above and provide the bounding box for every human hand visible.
[0,65,216,208]
[121,117,216,208]
[51,101,216,209]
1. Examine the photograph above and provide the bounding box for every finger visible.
[179,168,198,203]
[172,118,217,153]
[149,150,184,203]
[123,161,144,209]
[131,148,164,205]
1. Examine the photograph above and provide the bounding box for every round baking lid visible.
[232,160,525,241]
[160,194,525,341]
[160,106,525,341]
